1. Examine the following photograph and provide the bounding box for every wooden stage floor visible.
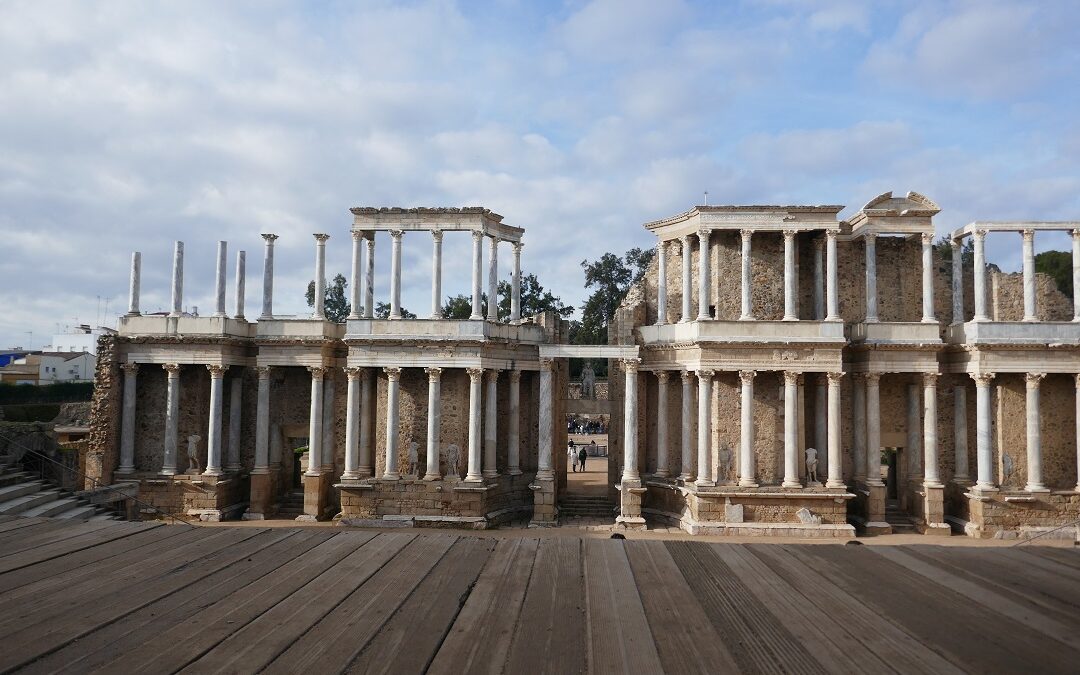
[1,516,1079,674]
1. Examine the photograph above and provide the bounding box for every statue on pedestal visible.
[407,441,419,476]
[717,443,733,484]
[186,435,202,474]
[805,447,819,485]
[581,362,596,400]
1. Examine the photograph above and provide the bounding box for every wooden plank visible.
[345,537,497,674]
[0,515,51,534]
[1015,546,1080,572]
[1000,547,1080,582]
[428,537,539,675]
[0,521,159,574]
[0,519,120,558]
[504,537,588,675]
[0,519,74,549]
[623,540,740,673]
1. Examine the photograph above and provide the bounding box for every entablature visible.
[643,205,842,242]
[350,206,524,243]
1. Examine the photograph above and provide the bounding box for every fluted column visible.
[906,383,922,478]
[1022,229,1037,321]
[349,232,363,320]
[305,367,325,476]
[973,229,989,321]
[470,231,483,320]
[383,367,402,479]
[1025,372,1047,491]
[342,367,362,480]
[227,373,242,472]
[430,230,443,319]
[507,370,522,475]
[169,241,184,317]
[738,370,757,487]
[117,363,138,473]
[204,365,228,476]
[783,229,798,321]
[162,364,180,475]
[865,373,882,486]
[973,372,995,491]
[953,383,969,481]
[864,233,878,322]
[696,369,714,486]
[363,237,375,319]
[826,230,840,321]
[389,230,403,319]
[697,228,711,320]
[537,359,554,480]
[923,373,940,487]
[511,243,523,323]
[656,241,668,325]
[1073,230,1080,322]
[853,373,866,481]
[740,229,753,320]
[359,369,374,476]
[951,238,964,324]
[253,366,271,475]
[680,235,692,323]
[826,372,844,488]
[127,252,141,316]
[260,234,277,319]
[812,237,824,320]
[483,369,500,477]
[782,371,800,487]
[466,367,484,481]
[622,359,641,482]
[213,241,227,317]
[424,367,442,480]
[234,250,246,320]
[312,234,329,320]
[487,236,499,321]
[680,370,694,481]
[654,371,670,477]
[921,232,935,322]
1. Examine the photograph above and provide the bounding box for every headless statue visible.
[407,441,419,476]
[186,434,202,474]
[805,447,819,484]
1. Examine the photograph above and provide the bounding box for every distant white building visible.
[46,325,116,356]
[0,352,95,384]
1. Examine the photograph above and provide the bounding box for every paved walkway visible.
[1,515,1079,673]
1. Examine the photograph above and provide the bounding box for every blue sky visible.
[1,0,1079,348]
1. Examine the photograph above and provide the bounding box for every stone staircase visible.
[276,489,305,519]
[884,502,917,534]
[559,494,617,519]
[0,457,121,522]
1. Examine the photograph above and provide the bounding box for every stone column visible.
[1025,372,1048,491]
[213,241,227,317]
[465,367,484,481]
[162,364,180,475]
[654,371,670,477]
[864,233,878,322]
[312,234,329,320]
[127,252,141,316]
[1073,230,1080,322]
[260,234,277,320]
[1022,229,1037,321]
[270,423,282,468]
[973,372,996,491]
[622,359,641,482]
[850,374,866,483]
[359,369,374,476]
[812,237,824,320]
[826,230,840,321]
[117,363,138,473]
[740,229,753,320]
[487,236,499,321]
[507,370,522,475]
[349,231,363,320]
[537,358,554,480]
[738,370,757,487]
[921,232,935,323]
[865,373,882,486]
[470,231,484,320]
[430,230,443,319]
[656,241,668,325]
[321,373,335,471]
[951,238,964,324]
[953,383,969,481]
[680,370,694,481]
[814,378,827,476]
[382,367,402,479]
[782,371,800,487]
[424,367,442,480]
[253,366,271,474]
[923,374,941,487]
[389,229,403,319]
[906,383,922,478]
[695,369,714,486]
[169,241,184,317]
[1075,375,1080,492]
[305,367,325,476]
[783,230,798,321]
[234,250,246,320]
[697,229,711,320]
[680,235,693,323]
[511,243,523,323]
[364,237,375,319]
[204,365,228,476]
[227,373,242,472]
[483,369,500,477]
[826,372,844,488]
[342,367,362,480]
[973,229,989,322]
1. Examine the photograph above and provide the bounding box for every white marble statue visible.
[805,447,819,484]
[407,441,419,476]
[186,434,202,474]
[717,443,733,483]
[581,363,596,400]
[444,443,461,480]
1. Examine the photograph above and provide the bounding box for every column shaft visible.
[227,374,242,471]
[864,234,878,322]
[923,374,940,487]
[313,234,329,320]
[656,241,668,325]
[511,243,523,323]
[162,365,180,474]
[466,368,484,481]
[170,241,184,317]
[349,232,363,320]
[826,372,843,488]
[783,372,800,487]
[826,230,840,321]
[213,240,227,317]
[127,252,141,316]
[953,384,969,481]
[359,370,374,476]
[853,374,866,481]
[680,235,693,323]
[1025,373,1047,491]
[507,371,522,474]
[389,230,403,319]
[680,371,694,480]
[622,359,641,482]
[738,370,757,487]
[305,367,325,476]
[1022,230,1037,321]
[697,229,711,320]
[866,374,882,486]
[383,368,402,479]
[951,239,964,324]
[1075,375,1080,492]
[321,374,335,471]
[812,239,824,320]
[906,383,922,478]
[204,365,227,476]
[424,368,442,480]
[253,367,270,474]
[783,230,797,321]
[654,372,670,477]
[260,234,277,319]
[470,232,483,320]
[343,368,361,480]
[696,369,713,486]
[487,236,499,321]
[814,380,827,476]
[483,370,499,477]
[974,373,995,491]
[537,360,554,479]
[921,233,935,322]
[1073,230,1080,322]
[430,231,443,319]
[973,230,988,321]
[740,230,753,320]
[118,364,138,473]
[363,238,375,319]
[235,250,246,320]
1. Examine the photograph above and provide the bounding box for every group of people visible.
[567,439,597,472]
[567,416,607,434]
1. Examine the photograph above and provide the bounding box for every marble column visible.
[906,383,922,478]
[953,383,969,482]
[204,365,228,476]
[738,370,757,487]
[951,238,964,324]
[227,373,242,472]
[234,250,246,321]
[305,367,325,476]
[213,241,227,317]
[359,369,374,476]
[465,367,484,481]
[826,372,844,488]
[814,378,827,475]
[470,231,483,320]
[430,230,443,319]
[342,367,362,480]
[511,243,523,323]
[537,359,554,480]
[740,229,753,320]
[865,373,882,486]
[260,234,277,320]
[656,241,668,325]
[825,230,840,321]
[783,230,798,321]
[169,241,184,318]
[680,370,694,481]
[117,363,138,473]
[697,229,711,320]
[162,364,181,475]
[270,423,282,468]
[312,234,329,320]
[483,369,499,477]
[487,236,499,322]
[680,235,692,323]
[864,233,878,322]
[853,373,866,481]
[973,372,996,491]
[782,371,800,487]
[654,371,670,477]
[507,370,522,475]
[973,230,989,321]
[1022,229,1037,321]
[349,231,363,320]
[424,367,442,480]
[127,252,141,316]
[389,230,403,319]
[812,237,824,320]
[696,369,714,487]
[253,366,271,475]
[1075,375,1080,492]
[1025,372,1047,491]
[383,367,402,479]
[1073,230,1080,322]
[921,232,935,322]
[321,373,335,471]
[923,374,941,487]
[363,237,375,319]
[622,359,641,482]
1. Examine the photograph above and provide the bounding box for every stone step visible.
[21,497,84,518]
[89,512,121,522]
[0,471,34,488]
[0,490,65,515]
[0,481,45,502]
[55,505,99,520]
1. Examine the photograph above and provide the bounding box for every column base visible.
[202,469,223,477]
[160,468,177,476]
[678,472,693,482]
[694,479,715,488]
[974,483,998,493]
[482,471,498,479]
[464,474,484,483]
[825,479,845,489]
[340,471,361,481]
[423,473,441,481]
[381,473,401,481]
[653,469,670,479]
[738,479,758,488]
[782,480,801,488]
[1025,484,1051,493]
[358,466,373,477]
[507,468,523,476]
[115,467,135,475]
[825,315,841,322]
[782,315,797,322]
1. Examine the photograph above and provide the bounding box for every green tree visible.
[575,247,655,345]
[305,274,350,323]
[442,293,483,319]
[374,302,417,319]
[1035,250,1073,299]
[934,235,974,267]
[496,273,574,321]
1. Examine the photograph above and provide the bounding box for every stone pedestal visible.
[616,480,647,530]
[299,472,332,521]
[244,472,273,520]
[864,483,892,534]
[529,477,557,527]
[918,483,951,536]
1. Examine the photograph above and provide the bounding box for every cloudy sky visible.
[2,0,1079,348]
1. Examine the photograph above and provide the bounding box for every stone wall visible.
[339,473,534,528]
[85,334,120,488]
[968,491,1080,537]
[993,372,1076,491]
[992,271,1072,321]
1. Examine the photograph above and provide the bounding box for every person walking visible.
[578,444,588,473]
[568,439,577,472]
